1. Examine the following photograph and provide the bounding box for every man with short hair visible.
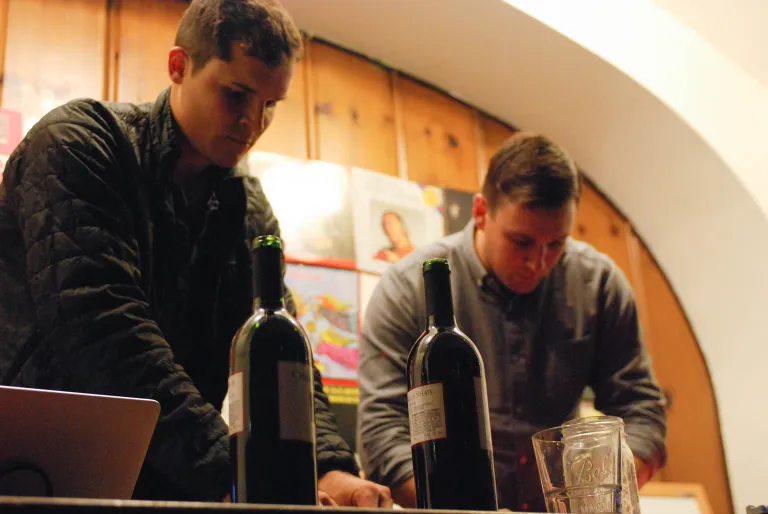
[357,132,667,511]
[0,0,391,505]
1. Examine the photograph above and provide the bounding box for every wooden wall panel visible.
[478,113,516,183]
[309,41,397,174]
[639,245,732,514]
[398,76,479,191]
[2,0,107,129]
[115,0,186,104]
[572,183,638,289]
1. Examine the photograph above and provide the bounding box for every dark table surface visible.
[0,497,537,514]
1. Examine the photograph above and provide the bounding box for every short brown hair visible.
[175,0,303,71]
[482,132,580,211]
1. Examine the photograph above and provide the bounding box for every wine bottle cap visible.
[252,235,282,250]
[423,258,450,273]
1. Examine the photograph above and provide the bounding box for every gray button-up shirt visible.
[357,221,666,510]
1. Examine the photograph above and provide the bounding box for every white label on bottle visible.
[227,372,244,436]
[408,382,447,446]
[475,377,492,451]
[277,361,314,443]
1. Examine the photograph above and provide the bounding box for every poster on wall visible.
[350,167,445,274]
[247,151,356,269]
[442,187,476,235]
[285,263,360,383]
[0,108,23,182]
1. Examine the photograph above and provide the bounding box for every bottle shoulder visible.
[407,326,485,381]
[232,307,311,353]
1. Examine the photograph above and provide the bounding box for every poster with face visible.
[350,167,445,274]
[246,151,356,269]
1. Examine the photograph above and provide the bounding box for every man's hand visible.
[318,470,394,508]
[318,491,338,506]
[634,456,653,489]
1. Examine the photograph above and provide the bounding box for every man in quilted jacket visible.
[0,0,392,506]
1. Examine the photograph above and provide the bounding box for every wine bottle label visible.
[228,372,244,436]
[475,377,492,451]
[277,361,314,443]
[407,382,447,446]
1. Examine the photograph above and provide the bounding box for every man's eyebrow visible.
[505,231,532,240]
[232,82,257,94]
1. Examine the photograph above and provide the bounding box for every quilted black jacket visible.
[0,89,358,500]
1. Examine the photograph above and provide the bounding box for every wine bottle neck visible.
[252,245,285,311]
[424,268,456,329]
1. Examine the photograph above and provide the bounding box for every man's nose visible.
[241,102,266,132]
[525,246,547,272]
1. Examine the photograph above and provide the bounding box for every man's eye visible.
[225,88,247,104]
[513,240,532,249]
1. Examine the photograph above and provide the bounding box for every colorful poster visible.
[285,263,359,382]
[247,151,356,269]
[442,187,476,235]
[351,167,445,274]
[0,108,23,182]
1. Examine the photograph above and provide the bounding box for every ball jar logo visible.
[572,452,613,486]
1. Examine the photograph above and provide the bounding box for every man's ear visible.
[168,46,190,84]
[473,193,489,230]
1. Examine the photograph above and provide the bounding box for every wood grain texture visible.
[398,76,479,191]
[477,113,516,185]
[309,40,397,175]
[114,0,185,104]
[572,182,638,289]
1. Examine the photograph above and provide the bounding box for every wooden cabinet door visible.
[478,113,516,184]
[2,0,107,131]
[639,245,733,514]
[398,76,479,192]
[309,41,397,174]
[114,0,186,104]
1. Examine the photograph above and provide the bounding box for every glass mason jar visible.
[562,415,641,514]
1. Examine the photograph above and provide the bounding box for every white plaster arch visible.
[281,0,768,509]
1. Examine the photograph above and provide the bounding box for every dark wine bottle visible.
[407,258,498,511]
[228,235,318,505]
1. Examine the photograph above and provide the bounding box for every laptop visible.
[0,385,160,499]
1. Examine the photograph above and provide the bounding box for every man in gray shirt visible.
[357,132,667,512]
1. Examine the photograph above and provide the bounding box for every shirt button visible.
[521,503,529,511]
[519,456,528,465]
